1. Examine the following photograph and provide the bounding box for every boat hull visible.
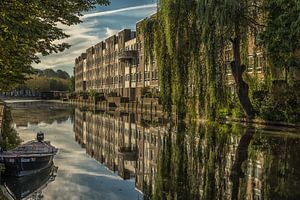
[2,155,54,177]
[1,163,58,200]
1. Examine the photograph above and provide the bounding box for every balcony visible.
[118,50,138,60]
[118,146,137,161]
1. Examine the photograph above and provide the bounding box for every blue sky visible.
[34,0,157,75]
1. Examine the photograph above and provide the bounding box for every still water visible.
[5,101,300,200]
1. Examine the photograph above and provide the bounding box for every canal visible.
[4,101,300,200]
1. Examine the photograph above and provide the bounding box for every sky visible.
[33,0,157,75]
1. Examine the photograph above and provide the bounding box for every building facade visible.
[74,15,159,101]
[74,15,269,102]
[75,13,300,103]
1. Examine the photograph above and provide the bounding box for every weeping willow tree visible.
[146,0,263,120]
[197,3,228,120]
[151,0,229,120]
[142,18,156,65]
[153,0,201,120]
[197,0,264,119]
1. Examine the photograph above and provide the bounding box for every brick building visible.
[74,15,159,101]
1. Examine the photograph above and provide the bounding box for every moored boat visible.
[0,132,58,177]
[1,163,58,200]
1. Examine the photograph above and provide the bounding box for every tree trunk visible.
[231,36,254,119]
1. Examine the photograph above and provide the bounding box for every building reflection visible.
[74,108,165,192]
[74,108,300,200]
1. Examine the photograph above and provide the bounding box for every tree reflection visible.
[72,108,300,200]
[230,125,254,200]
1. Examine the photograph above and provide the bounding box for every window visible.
[255,165,262,178]
[248,55,254,73]
[257,55,264,73]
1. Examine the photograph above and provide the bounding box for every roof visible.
[2,140,57,157]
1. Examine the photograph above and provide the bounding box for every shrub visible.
[259,87,299,123]
[0,107,21,150]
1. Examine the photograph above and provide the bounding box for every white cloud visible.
[105,27,119,37]
[33,3,157,75]
[82,4,157,19]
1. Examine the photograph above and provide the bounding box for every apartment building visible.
[75,53,86,92]
[75,12,300,103]
[74,16,270,102]
[74,14,159,101]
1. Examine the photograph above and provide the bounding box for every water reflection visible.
[74,108,300,200]
[1,163,58,200]
[10,101,73,127]
[9,102,141,200]
[230,125,255,200]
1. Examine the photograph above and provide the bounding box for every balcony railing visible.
[118,50,138,60]
[118,147,137,161]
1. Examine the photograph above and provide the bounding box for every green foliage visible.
[152,0,299,122]
[12,68,72,92]
[88,90,103,98]
[0,191,9,200]
[0,106,21,150]
[231,106,245,119]
[25,76,50,92]
[141,86,160,99]
[199,0,263,118]
[251,90,268,114]
[141,86,151,97]
[153,130,172,200]
[142,18,156,64]
[150,0,264,120]
[43,69,70,80]
[153,121,236,200]
[49,78,69,91]
[259,86,300,123]
[43,69,58,78]
[70,76,75,92]
[57,70,70,80]
[154,0,202,119]
[0,0,109,90]
[261,0,300,76]
[153,13,172,114]
[25,76,70,92]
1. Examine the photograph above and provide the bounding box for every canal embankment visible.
[68,97,171,123]
[67,97,300,130]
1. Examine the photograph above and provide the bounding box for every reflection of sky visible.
[16,118,142,200]
[33,0,157,75]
